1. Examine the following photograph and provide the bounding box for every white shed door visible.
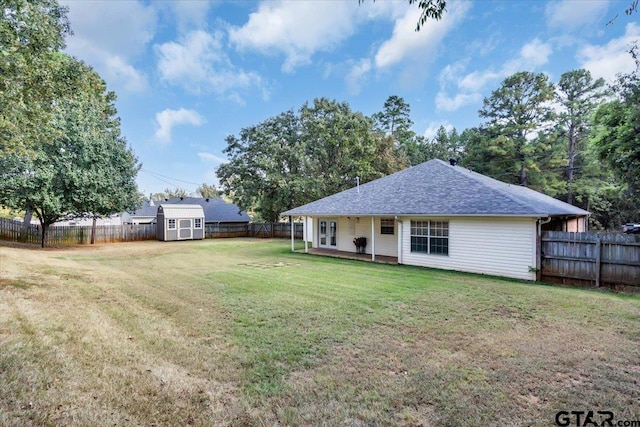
[178,219,192,239]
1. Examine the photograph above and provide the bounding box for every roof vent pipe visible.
[449,158,457,166]
[356,176,360,194]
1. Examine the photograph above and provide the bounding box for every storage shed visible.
[157,204,205,241]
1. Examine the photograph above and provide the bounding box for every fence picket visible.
[541,230,640,288]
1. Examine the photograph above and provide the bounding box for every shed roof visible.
[282,159,589,218]
[158,204,205,219]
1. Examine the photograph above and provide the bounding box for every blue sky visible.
[60,0,639,197]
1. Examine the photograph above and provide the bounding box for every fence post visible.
[594,234,601,287]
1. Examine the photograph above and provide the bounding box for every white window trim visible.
[168,219,176,230]
[410,220,449,256]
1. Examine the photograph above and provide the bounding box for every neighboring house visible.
[121,200,158,224]
[282,159,589,281]
[161,197,250,225]
[122,197,250,225]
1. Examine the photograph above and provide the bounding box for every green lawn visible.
[1,239,638,426]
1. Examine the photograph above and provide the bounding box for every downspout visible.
[537,217,552,281]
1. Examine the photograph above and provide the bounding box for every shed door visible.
[178,219,192,240]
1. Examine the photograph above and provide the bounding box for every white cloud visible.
[435,37,553,112]
[345,58,372,95]
[435,91,482,112]
[104,56,148,92]
[546,0,609,31]
[156,30,264,100]
[374,1,471,69]
[578,22,639,82]
[155,108,205,144]
[197,152,228,164]
[61,0,156,92]
[518,38,553,68]
[228,0,361,72]
[167,1,213,32]
[423,121,454,140]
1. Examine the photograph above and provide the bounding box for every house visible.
[121,200,158,224]
[161,197,251,225]
[122,197,250,225]
[157,204,205,241]
[282,159,589,281]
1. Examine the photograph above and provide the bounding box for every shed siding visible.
[401,217,537,280]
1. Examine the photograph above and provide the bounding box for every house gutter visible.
[536,217,552,281]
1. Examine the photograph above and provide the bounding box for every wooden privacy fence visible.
[541,231,640,288]
[248,222,303,239]
[1,218,304,246]
[0,218,157,245]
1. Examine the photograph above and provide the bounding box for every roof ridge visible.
[438,160,544,215]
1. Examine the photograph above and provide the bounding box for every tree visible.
[592,48,640,223]
[423,125,463,162]
[1,0,72,155]
[218,98,406,222]
[478,71,556,188]
[196,183,219,198]
[556,69,606,204]
[0,54,140,246]
[218,109,305,222]
[359,0,446,30]
[372,95,414,142]
[301,98,397,201]
[163,188,189,199]
[362,0,636,32]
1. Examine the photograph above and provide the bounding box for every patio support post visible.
[304,216,308,253]
[371,217,376,262]
[290,215,294,252]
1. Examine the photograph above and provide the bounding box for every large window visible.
[380,218,394,235]
[168,219,176,230]
[410,220,449,255]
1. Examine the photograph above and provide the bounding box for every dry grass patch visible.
[1,239,638,426]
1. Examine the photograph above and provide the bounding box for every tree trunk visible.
[41,223,47,248]
[91,215,97,244]
[20,209,32,243]
[567,122,576,205]
[520,160,527,187]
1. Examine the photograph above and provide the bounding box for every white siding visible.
[334,217,397,256]
[401,217,537,281]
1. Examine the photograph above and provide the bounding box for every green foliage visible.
[477,71,557,189]
[196,183,219,199]
[0,0,72,154]
[218,98,405,222]
[594,45,640,205]
[556,69,606,204]
[0,54,140,246]
[162,187,189,199]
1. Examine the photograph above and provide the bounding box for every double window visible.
[410,220,449,255]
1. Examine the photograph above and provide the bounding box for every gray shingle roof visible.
[163,197,251,223]
[282,159,589,217]
[128,201,158,217]
[129,197,250,223]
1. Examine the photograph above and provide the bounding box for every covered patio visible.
[301,247,398,264]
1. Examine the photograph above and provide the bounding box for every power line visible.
[140,168,202,186]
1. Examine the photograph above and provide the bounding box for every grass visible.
[0,238,638,426]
